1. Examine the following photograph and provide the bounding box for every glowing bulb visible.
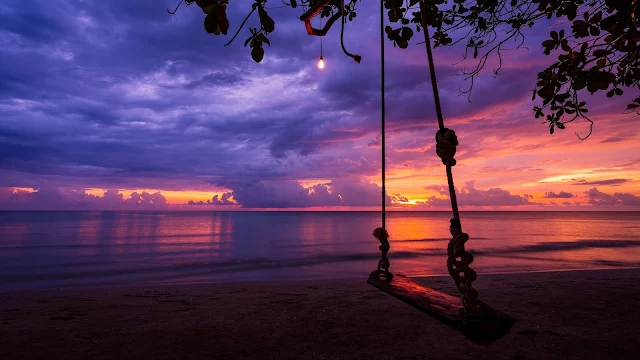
[317,56,325,69]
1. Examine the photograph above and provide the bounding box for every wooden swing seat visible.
[367,274,515,344]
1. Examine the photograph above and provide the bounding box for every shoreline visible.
[4,265,640,296]
[2,267,639,359]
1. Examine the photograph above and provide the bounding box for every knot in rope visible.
[371,227,393,280]
[435,128,459,167]
[446,218,484,316]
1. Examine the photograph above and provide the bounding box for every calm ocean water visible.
[1,211,639,292]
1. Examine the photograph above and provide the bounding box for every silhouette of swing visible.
[303,0,515,343]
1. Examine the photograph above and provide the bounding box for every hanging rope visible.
[320,15,323,57]
[419,0,489,317]
[370,0,391,281]
[420,16,459,220]
[380,0,386,231]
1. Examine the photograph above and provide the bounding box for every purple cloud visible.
[545,191,575,198]
[585,188,621,206]
[419,180,537,207]
[204,178,392,208]
[0,187,168,210]
[584,188,640,207]
[613,192,640,206]
[187,192,236,206]
[572,179,631,186]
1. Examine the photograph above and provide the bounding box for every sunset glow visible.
[0,2,638,211]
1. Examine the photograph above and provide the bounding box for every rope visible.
[420,4,459,221]
[370,0,391,281]
[423,26,444,130]
[446,166,459,220]
[320,15,322,56]
[419,0,488,317]
[380,0,386,230]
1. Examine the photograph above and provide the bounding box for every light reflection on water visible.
[0,211,639,291]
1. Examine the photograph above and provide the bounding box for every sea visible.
[1,211,639,292]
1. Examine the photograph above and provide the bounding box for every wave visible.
[2,239,640,285]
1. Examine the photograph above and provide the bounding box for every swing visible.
[301,0,514,343]
[367,0,515,343]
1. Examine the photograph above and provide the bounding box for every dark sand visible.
[1,268,639,360]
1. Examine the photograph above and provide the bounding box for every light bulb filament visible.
[318,56,325,69]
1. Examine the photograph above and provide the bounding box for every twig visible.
[224,6,257,46]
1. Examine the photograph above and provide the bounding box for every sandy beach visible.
[1,268,639,360]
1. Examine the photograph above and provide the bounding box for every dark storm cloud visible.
[210,177,392,208]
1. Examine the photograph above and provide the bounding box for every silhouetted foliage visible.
[170,0,640,139]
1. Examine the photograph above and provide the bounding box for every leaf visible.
[474,46,478,59]
[204,13,219,34]
[587,80,599,93]
[550,125,555,134]
[478,17,487,29]
[258,33,270,47]
[291,0,297,8]
[593,49,609,57]
[599,14,619,30]
[258,6,275,33]
[251,46,264,63]
[556,122,565,129]
[203,4,217,14]
[217,5,229,35]
[565,3,577,20]
[573,77,587,90]
[401,27,413,40]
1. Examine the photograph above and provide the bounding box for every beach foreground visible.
[1,268,638,360]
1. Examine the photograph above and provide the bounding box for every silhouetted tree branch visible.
[171,0,640,140]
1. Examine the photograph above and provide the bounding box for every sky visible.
[0,0,638,211]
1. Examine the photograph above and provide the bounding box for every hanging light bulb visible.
[317,15,325,70]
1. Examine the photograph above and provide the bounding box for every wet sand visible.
[1,268,639,360]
